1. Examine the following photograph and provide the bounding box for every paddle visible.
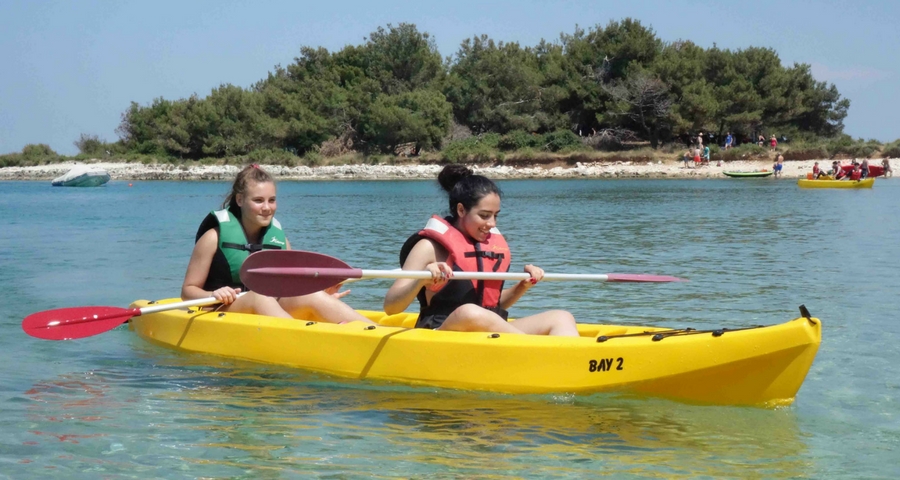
[22,294,241,341]
[240,250,686,298]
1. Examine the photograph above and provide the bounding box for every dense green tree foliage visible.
[115,20,851,159]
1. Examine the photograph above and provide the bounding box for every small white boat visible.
[51,166,111,187]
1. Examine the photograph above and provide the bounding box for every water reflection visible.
[31,346,809,478]
[11,355,811,477]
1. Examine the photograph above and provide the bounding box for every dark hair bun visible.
[437,164,474,193]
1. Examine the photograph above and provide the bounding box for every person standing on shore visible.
[770,135,778,151]
[181,164,373,324]
[860,158,870,179]
[773,154,784,178]
[883,157,893,177]
[702,144,710,166]
[725,132,733,150]
[384,164,579,336]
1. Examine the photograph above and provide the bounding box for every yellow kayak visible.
[798,178,874,188]
[129,299,821,407]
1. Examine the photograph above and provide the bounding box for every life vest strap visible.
[464,251,505,260]
[464,250,505,271]
[221,242,281,253]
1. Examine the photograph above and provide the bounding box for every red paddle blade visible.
[241,250,358,298]
[606,274,686,283]
[22,306,136,341]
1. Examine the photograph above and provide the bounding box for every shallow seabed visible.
[1,178,898,478]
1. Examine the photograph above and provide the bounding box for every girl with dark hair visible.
[181,164,372,323]
[383,165,578,336]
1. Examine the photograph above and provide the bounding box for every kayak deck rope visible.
[596,325,766,343]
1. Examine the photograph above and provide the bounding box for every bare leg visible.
[438,304,525,334]
[510,310,580,337]
[278,291,374,324]
[221,291,292,318]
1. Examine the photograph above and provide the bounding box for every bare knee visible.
[237,292,291,318]
[549,310,579,336]
[550,310,576,325]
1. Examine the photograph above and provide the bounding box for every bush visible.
[882,140,900,158]
[74,134,106,156]
[825,135,881,158]
[300,150,322,166]
[248,148,299,166]
[543,130,581,152]
[22,143,57,158]
[719,143,768,161]
[441,134,500,163]
[498,130,543,151]
[783,146,828,161]
[0,153,24,167]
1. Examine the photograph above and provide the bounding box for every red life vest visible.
[417,215,511,308]
[850,169,862,180]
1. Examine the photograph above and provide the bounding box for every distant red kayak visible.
[841,164,884,177]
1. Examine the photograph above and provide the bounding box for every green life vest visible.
[202,209,287,287]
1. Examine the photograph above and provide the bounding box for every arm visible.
[383,239,452,315]
[181,228,239,303]
[498,264,542,310]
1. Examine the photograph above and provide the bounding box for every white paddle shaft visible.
[358,269,610,282]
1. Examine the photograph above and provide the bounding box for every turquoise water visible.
[1,178,898,478]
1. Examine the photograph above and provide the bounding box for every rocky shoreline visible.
[0,159,823,181]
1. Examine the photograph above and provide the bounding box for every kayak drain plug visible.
[366,325,376,330]
[596,336,609,343]
[306,321,315,326]
[489,333,500,338]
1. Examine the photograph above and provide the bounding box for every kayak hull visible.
[723,171,773,178]
[129,299,821,407]
[798,178,874,189]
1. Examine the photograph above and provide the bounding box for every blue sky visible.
[2,0,897,155]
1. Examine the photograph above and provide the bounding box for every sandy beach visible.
[0,159,829,181]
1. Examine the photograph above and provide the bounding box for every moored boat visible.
[723,171,774,178]
[129,298,822,407]
[798,178,874,189]
[51,166,111,187]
